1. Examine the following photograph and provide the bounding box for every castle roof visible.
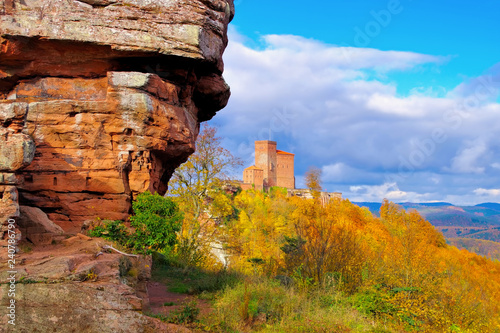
[276,149,294,156]
[244,165,263,171]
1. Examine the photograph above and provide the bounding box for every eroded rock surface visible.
[0,0,234,233]
[17,206,64,245]
[0,237,188,332]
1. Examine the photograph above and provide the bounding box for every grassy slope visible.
[149,259,400,333]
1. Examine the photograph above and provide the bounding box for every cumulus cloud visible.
[474,188,500,197]
[348,182,434,202]
[350,182,407,201]
[447,139,487,174]
[450,63,500,101]
[261,34,445,72]
[215,28,500,205]
[366,94,455,118]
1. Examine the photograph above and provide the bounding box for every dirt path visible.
[147,281,213,318]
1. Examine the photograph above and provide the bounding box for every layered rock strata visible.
[0,0,234,233]
[0,237,183,332]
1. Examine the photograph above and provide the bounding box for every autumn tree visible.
[305,166,322,198]
[221,191,500,331]
[167,124,242,266]
[286,198,367,292]
[379,199,446,288]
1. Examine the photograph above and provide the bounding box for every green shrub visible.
[168,281,191,294]
[170,300,200,324]
[88,219,128,244]
[128,191,183,255]
[350,286,395,318]
[212,278,301,329]
[173,236,210,268]
[89,191,182,255]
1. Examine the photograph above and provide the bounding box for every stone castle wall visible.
[242,140,295,191]
[276,152,295,189]
[255,140,277,188]
[242,167,263,191]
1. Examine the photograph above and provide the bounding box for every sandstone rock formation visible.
[17,206,64,245]
[0,0,234,233]
[0,237,188,332]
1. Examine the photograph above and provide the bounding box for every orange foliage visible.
[223,192,500,332]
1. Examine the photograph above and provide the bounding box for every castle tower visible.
[242,166,264,191]
[255,140,277,188]
[276,150,295,189]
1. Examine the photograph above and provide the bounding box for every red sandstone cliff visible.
[0,1,233,331]
[0,0,234,234]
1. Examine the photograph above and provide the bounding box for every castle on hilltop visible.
[241,140,295,191]
[239,140,342,202]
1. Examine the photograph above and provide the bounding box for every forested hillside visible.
[354,202,500,251]
[207,190,500,332]
[91,188,500,332]
[447,237,500,261]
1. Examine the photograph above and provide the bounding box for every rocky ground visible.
[0,235,194,332]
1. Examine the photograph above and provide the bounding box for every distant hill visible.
[352,201,500,249]
[352,202,382,214]
[353,201,500,227]
[438,226,500,242]
[402,202,454,207]
[353,201,455,213]
[475,202,500,212]
[447,237,500,261]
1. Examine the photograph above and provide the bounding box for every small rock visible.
[76,233,92,241]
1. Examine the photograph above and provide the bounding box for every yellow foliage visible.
[221,192,500,332]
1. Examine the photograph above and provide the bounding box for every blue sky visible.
[231,0,500,92]
[208,0,500,205]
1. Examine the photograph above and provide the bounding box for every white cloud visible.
[473,188,500,197]
[260,34,445,72]
[449,63,500,101]
[348,182,434,202]
[217,29,500,204]
[447,139,487,174]
[323,163,345,180]
[223,31,444,108]
[366,94,455,118]
[491,163,500,170]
